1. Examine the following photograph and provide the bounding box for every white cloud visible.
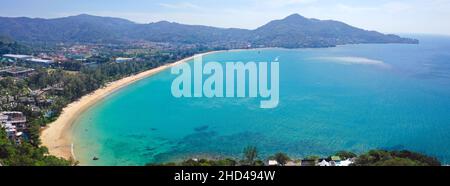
[335,4,377,13]
[382,2,412,13]
[159,2,201,10]
[265,0,317,5]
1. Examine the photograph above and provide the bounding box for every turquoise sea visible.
[73,35,450,165]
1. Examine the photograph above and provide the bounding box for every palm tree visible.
[243,146,258,165]
[273,153,290,166]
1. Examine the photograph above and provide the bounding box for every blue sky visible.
[1,0,449,35]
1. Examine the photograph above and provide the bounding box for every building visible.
[0,111,27,130]
[0,111,27,144]
[2,54,33,61]
[2,54,55,66]
[267,160,279,166]
[28,58,55,65]
[300,159,317,166]
[336,159,354,166]
[317,159,331,166]
[2,123,22,144]
[0,66,35,78]
[115,57,133,63]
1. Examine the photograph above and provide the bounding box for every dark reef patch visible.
[194,125,209,132]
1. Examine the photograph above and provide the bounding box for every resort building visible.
[28,58,55,65]
[0,111,27,130]
[2,54,55,66]
[0,111,27,144]
[2,123,23,144]
[0,66,35,78]
[115,57,133,63]
[2,54,33,61]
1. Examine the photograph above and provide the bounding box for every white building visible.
[28,58,54,64]
[336,159,354,166]
[0,112,27,144]
[268,160,279,166]
[2,54,33,60]
[2,54,54,65]
[317,159,331,166]
[115,57,133,63]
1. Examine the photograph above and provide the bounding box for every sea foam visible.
[314,56,390,68]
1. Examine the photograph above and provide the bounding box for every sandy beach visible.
[40,51,218,161]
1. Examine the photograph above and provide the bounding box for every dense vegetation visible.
[0,130,71,166]
[0,14,417,48]
[250,14,418,48]
[0,36,31,55]
[354,150,441,166]
[147,147,441,166]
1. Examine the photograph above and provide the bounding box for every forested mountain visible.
[0,36,30,55]
[0,14,136,43]
[0,13,418,48]
[250,14,418,48]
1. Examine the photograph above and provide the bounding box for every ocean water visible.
[72,35,450,165]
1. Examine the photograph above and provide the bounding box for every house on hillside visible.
[0,66,35,78]
[0,111,27,144]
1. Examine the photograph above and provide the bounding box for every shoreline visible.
[40,51,219,161]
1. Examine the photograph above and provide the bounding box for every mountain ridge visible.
[0,13,418,48]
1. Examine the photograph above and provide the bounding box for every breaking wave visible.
[313,56,390,68]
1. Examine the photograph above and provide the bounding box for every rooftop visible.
[0,66,34,74]
[268,160,278,166]
[3,54,32,59]
[29,58,54,64]
[0,112,27,123]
